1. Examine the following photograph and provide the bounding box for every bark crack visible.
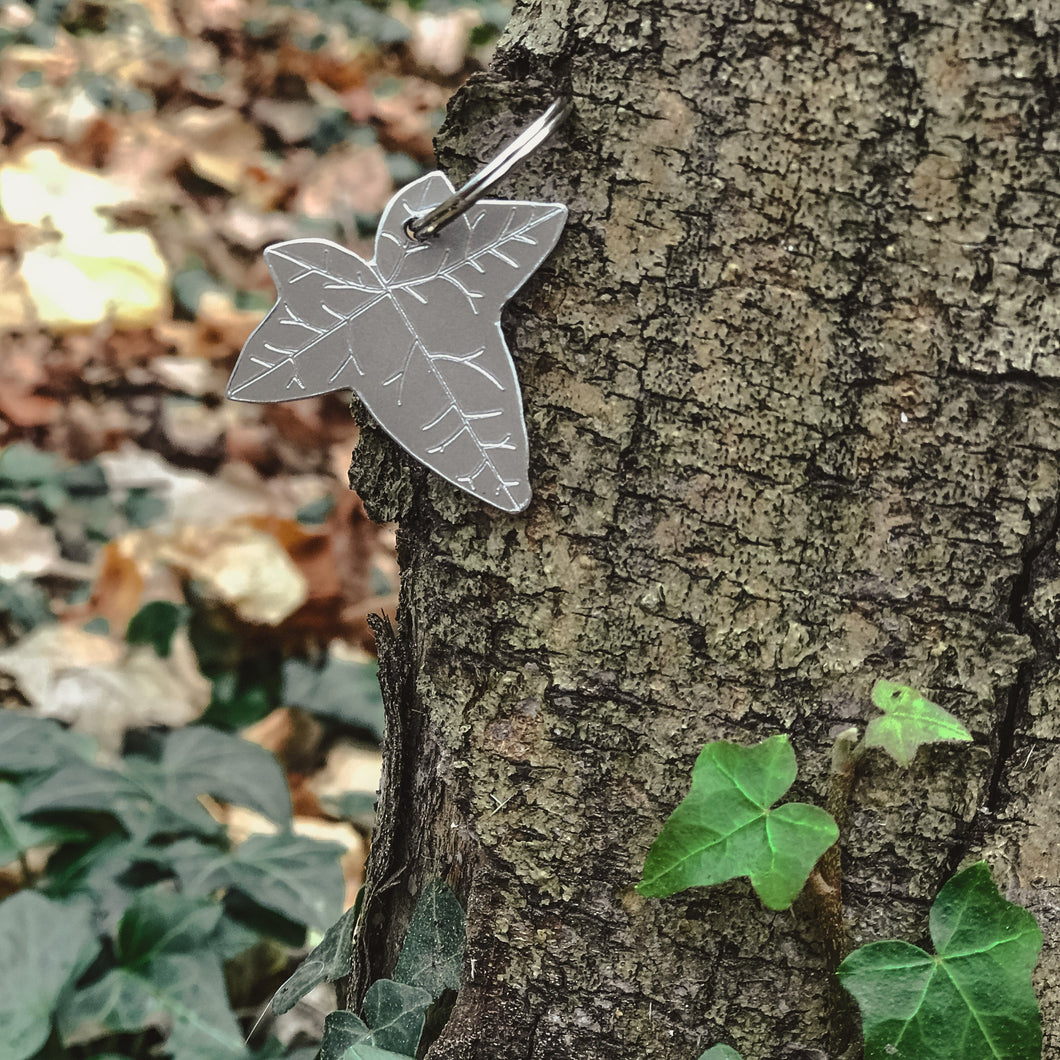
[985,492,1060,813]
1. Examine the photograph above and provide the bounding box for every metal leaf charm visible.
[227,172,567,512]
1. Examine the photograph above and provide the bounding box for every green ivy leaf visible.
[171,832,345,931]
[698,1048,743,1060]
[317,1007,432,1059]
[126,601,190,657]
[19,760,150,830]
[319,1010,372,1057]
[392,879,465,997]
[0,712,93,775]
[0,442,63,485]
[0,780,85,866]
[272,903,360,1016]
[319,1011,413,1060]
[362,979,432,1055]
[0,891,99,1060]
[838,862,1042,1059]
[22,727,292,841]
[159,726,292,826]
[338,1042,413,1060]
[115,888,224,966]
[58,951,246,1059]
[42,833,150,920]
[866,681,973,767]
[282,655,385,740]
[636,735,838,910]
[255,1043,319,1060]
[122,486,166,528]
[0,579,55,633]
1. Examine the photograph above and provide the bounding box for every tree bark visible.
[346,1,1060,1057]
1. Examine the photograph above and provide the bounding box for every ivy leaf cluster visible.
[289,878,467,1060]
[0,711,345,1059]
[639,682,1044,1060]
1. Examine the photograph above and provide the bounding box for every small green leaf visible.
[698,1048,743,1060]
[0,712,92,775]
[319,1010,370,1053]
[272,904,360,1016]
[338,1046,417,1060]
[318,1011,372,1059]
[636,735,838,910]
[202,669,277,730]
[58,951,246,1059]
[122,486,166,528]
[172,832,345,931]
[0,443,62,485]
[115,888,224,966]
[21,753,222,841]
[122,757,224,838]
[125,601,190,657]
[42,833,150,915]
[0,579,55,632]
[19,723,294,848]
[0,781,85,866]
[392,879,465,997]
[0,891,99,1060]
[866,680,973,767]
[59,458,107,496]
[160,726,292,826]
[283,655,385,740]
[838,861,1042,1059]
[19,761,147,827]
[362,979,432,1055]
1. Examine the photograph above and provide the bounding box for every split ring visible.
[406,96,571,241]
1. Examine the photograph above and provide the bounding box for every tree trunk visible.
[346,1,1060,1057]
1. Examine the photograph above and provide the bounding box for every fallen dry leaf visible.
[0,507,61,580]
[307,739,382,805]
[293,143,393,222]
[0,259,33,332]
[147,520,309,626]
[149,356,221,397]
[49,396,152,461]
[155,300,263,366]
[244,514,345,633]
[407,8,482,77]
[168,107,264,193]
[0,147,169,331]
[79,541,146,635]
[362,77,450,161]
[0,624,210,753]
[160,398,227,459]
[98,445,336,530]
[250,97,321,144]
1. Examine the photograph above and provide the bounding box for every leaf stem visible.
[813,726,864,1058]
[815,727,860,968]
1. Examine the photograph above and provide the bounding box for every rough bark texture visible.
[347,1,1060,1057]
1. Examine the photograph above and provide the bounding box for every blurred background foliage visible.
[0,0,506,1055]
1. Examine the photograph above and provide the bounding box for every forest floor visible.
[0,0,494,1050]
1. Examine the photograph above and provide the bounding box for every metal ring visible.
[406,96,572,241]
